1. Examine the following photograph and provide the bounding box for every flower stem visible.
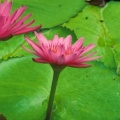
[45,66,64,120]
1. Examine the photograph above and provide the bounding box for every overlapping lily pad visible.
[63,2,120,69]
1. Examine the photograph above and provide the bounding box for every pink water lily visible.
[0,0,41,40]
[23,32,100,68]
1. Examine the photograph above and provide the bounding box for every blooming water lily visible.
[23,32,100,120]
[0,0,41,40]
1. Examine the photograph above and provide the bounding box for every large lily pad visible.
[12,0,86,28]
[63,2,120,69]
[0,57,120,120]
[102,2,120,73]
[103,2,120,42]
[0,57,52,120]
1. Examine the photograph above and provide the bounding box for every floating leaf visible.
[63,3,120,68]
[12,0,86,28]
[63,5,102,45]
[0,57,52,120]
[102,2,120,43]
[0,35,24,60]
[0,57,120,120]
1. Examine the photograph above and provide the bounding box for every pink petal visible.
[63,35,72,49]
[77,56,100,63]
[39,43,51,59]
[59,37,65,44]
[76,52,97,62]
[10,14,32,31]
[48,49,57,62]
[0,16,5,28]
[24,36,45,58]
[80,44,96,56]
[33,58,50,63]
[57,44,65,56]
[57,54,65,65]
[68,63,91,68]
[13,25,42,35]
[10,6,27,23]
[76,52,101,63]
[34,32,48,44]
[52,34,59,43]
[59,37,64,42]
[65,53,77,63]
[0,22,11,34]
[72,37,84,51]
[21,45,38,56]
[1,1,12,16]
[12,20,35,33]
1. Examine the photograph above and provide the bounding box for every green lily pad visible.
[0,57,120,120]
[0,57,52,120]
[102,1,120,72]
[12,0,86,28]
[0,35,24,60]
[102,2,120,43]
[63,2,120,69]
[63,5,102,45]
[54,62,120,120]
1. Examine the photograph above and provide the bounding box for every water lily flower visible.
[23,32,99,68]
[0,0,41,40]
[23,32,100,120]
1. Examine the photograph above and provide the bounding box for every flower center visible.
[65,47,73,55]
[49,44,58,53]
[65,50,72,55]
[48,43,73,55]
